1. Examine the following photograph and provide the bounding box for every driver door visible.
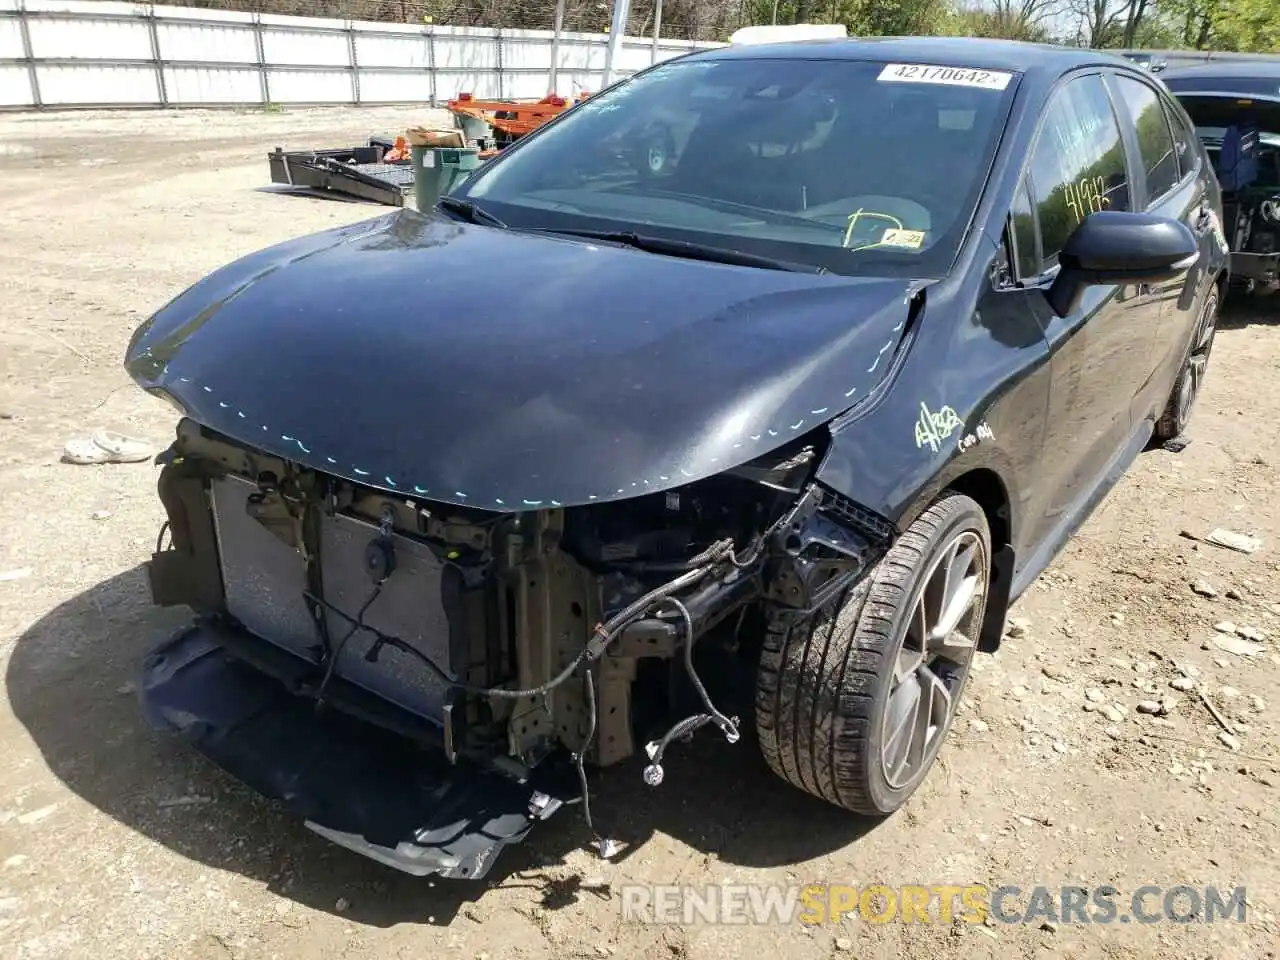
[1012,73,1154,551]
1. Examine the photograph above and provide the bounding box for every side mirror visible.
[1046,210,1199,318]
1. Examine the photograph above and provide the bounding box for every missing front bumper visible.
[139,624,571,879]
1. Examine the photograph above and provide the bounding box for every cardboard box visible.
[406,127,466,148]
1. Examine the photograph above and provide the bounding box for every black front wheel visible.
[756,491,991,816]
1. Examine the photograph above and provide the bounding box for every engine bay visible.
[142,418,890,875]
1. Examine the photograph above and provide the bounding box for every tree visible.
[1157,0,1226,48]
[1068,0,1134,47]
[947,0,1061,40]
[1119,0,1150,46]
[1214,0,1280,52]
[857,0,954,33]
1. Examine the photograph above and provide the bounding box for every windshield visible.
[454,56,1020,278]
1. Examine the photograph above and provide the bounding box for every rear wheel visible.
[1154,287,1219,443]
[755,492,990,816]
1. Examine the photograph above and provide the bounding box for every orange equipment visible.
[382,135,412,163]
[447,91,592,144]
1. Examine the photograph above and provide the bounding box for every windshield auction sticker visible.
[878,63,1013,91]
[880,228,926,250]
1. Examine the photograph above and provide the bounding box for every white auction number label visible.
[877,63,1014,91]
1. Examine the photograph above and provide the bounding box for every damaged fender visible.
[814,237,1052,649]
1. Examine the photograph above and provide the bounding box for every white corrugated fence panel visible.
[508,73,552,98]
[558,70,598,96]
[435,69,496,100]
[0,17,24,58]
[25,0,136,15]
[434,33,498,70]
[657,42,701,59]
[616,43,658,71]
[262,28,349,67]
[37,63,158,104]
[157,5,254,26]
[165,65,260,104]
[352,18,420,34]
[0,64,33,106]
[266,67,351,103]
[502,36,551,71]
[357,69,430,103]
[556,39,605,72]
[28,15,153,60]
[158,21,258,65]
[355,33,428,69]
[259,11,346,32]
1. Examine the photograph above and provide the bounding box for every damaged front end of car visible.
[140,416,894,879]
[121,207,929,878]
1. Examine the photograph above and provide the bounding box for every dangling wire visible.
[575,667,601,839]
[642,595,740,784]
[312,581,384,709]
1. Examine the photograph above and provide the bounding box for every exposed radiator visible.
[209,475,455,723]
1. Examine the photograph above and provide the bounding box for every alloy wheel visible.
[880,530,988,791]
[1177,294,1218,427]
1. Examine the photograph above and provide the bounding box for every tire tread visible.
[756,493,986,815]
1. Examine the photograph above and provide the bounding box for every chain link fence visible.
[176,1,761,42]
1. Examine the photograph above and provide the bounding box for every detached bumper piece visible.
[140,625,566,880]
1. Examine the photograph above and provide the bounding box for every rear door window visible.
[1162,97,1197,179]
[1026,73,1131,270]
[1114,75,1181,201]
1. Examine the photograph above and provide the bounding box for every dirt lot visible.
[0,106,1277,960]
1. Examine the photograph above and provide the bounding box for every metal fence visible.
[165,1,748,43]
[0,0,722,110]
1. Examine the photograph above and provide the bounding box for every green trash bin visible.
[412,145,481,213]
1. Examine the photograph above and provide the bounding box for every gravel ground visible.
[0,106,1277,960]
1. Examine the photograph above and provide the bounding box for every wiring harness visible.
[300,524,769,856]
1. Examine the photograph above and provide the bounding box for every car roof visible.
[1161,60,1280,81]
[691,35,1134,78]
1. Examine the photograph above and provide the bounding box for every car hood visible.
[126,209,922,511]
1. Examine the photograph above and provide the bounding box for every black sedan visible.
[1161,60,1280,295]
[124,37,1228,879]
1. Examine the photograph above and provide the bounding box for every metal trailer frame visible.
[267,141,415,207]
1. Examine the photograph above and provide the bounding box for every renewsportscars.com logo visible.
[619,884,1249,926]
